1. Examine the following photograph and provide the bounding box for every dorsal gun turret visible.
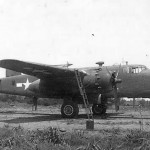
[95,61,104,67]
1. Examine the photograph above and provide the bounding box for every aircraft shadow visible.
[0,112,150,124]
[0,113,127,124]
[0,111,122,124]
[0,114,62,124]
[0,111,52,116]
[0,114,89,124]
[107,113,150,119]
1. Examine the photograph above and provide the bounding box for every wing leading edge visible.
[0,59,86,79]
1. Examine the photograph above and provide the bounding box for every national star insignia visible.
[23,78,31,90]
[16,78,31,90]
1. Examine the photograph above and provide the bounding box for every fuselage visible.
[0,64,150,101]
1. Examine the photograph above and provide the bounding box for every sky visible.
[0,0,150,77]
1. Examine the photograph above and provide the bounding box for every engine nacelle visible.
[96,70,112,89]
[83,70,112,91]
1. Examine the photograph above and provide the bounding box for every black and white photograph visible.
[0,0,150,149]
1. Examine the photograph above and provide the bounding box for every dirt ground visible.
[0,102,150,132]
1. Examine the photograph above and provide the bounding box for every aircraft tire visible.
[92,104,106,115]
[61,102,79,118]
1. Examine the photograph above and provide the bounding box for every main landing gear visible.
[61,102,107,118]
[92,95,107,116]
[61,101,79,118]
[60,95,107,118]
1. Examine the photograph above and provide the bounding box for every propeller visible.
[96,62,122,112]
[113,83,119,112]
[106,65,122,112]
[111,65,122,111]
[112,71,121,111]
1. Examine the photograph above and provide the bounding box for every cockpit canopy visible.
[123,65,147,74]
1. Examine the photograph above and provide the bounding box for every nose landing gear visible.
[92,104,106,115]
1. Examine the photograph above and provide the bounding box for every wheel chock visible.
[86,120,94,130]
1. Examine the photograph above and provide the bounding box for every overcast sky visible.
[0,0,150,76]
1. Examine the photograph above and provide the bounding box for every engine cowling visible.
[83,70,112,91]
[95,70,112,89]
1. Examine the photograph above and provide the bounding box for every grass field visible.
[1,94,150,149]
[0,104,150,150]
[1,125,150,150]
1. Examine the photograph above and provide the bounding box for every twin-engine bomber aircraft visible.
[0,59,149,118]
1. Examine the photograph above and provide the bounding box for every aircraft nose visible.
[140,69,150,74]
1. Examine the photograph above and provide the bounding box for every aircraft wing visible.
[0,59,86,79]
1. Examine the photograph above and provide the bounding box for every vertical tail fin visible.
[6,69,21,77]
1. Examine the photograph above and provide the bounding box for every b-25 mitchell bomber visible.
[0,59,149,118]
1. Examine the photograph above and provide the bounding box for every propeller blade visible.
[106,67,112,77]
[111,66,122,112]
[114,86,119,112]
[106,66,122,112]
[115,63,121,78]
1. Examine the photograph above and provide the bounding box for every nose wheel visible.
[92,104,106,115]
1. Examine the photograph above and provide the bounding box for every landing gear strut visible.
[92,95,107,116]
[61,101,79,118]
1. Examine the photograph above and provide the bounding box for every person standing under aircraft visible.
[32,96,37,111]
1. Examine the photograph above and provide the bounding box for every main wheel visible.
[92,104,106,115]
[61,102,79,118]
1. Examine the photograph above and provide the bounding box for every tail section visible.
[0,74,38,97]
[6,69,21,77]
